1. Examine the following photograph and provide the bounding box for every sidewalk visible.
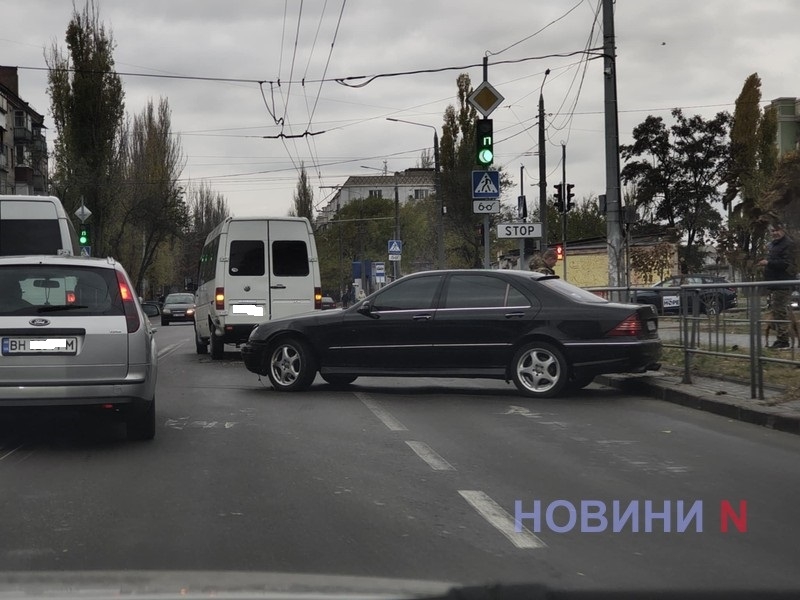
[596,369,800,435]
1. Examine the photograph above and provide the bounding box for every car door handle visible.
[270,284,286,289]
[413,314,433,321]
[504,312,526,319]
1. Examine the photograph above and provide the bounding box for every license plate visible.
[1,337,78,356]
[232,304,264,317]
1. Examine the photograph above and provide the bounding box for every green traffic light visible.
[478,148,494,165]
[79,229,88,245]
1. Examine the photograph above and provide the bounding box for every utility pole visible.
[519,164,526,270]
[603,0,625,291]
[561,143,568,281]
[538,70,550,252]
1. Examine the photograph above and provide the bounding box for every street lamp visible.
[386,117,443,269]
[361,165,400,281]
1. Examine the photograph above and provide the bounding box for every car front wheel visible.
[321,374,358,387]
[267,338,317,391]
[510,341,567,398]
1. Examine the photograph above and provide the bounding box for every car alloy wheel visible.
[267,338,317,392]
[511,341,567,398]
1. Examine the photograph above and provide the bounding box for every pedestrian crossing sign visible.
[472,170,500,199]
[388,240,402,254]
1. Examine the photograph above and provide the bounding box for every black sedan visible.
[630,274,738,316]
[241,270,662,398]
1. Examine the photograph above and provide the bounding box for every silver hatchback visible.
[0,255,157,440]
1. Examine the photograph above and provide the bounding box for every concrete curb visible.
[596,374,800,436]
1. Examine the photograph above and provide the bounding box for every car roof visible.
[0,255,121,268]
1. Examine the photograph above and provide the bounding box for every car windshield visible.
[165,294,194,304]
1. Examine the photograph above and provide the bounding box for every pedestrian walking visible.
[758,222,797,349]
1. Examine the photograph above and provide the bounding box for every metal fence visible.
[585,281,800,400]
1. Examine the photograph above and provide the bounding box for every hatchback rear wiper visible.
[36,304,90,312]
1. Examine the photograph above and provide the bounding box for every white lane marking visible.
[356,392,407,431]
[406,441,456,471]
[158,341,185,359]
[458,490,546,549]
[0,444,23,462]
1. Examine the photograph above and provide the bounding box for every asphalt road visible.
[1,321,799,593]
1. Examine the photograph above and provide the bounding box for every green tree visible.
[621,109,731,273]
[113,98,187,292]
[46,0,125,257]
[290,163,314,220]
[719,74,778,276]
[181,181,230,287]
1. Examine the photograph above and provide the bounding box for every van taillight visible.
[608,314,642,337]
[314,287,322,310]
[215,287,225,310]
[116,271,141,333]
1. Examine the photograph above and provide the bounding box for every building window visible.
[414,189,430,200]
[368,189,382,199]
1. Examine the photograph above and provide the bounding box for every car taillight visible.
[608,314,642,337]
[215,287,225,310]
[116,271,141,333]
[314,287,322,310]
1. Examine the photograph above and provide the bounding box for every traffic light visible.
[566,184,575,212]
[475,119,494,166]
[78,223,91,246]
[555,244,564,261]
[554,183,564,213]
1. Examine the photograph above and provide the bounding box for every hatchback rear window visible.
[0,265,124,317]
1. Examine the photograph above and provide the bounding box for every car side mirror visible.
[357,300,379,319]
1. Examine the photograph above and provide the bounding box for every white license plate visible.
[1,337,78,355]
[232,304,264,317]
[662,295,680,308]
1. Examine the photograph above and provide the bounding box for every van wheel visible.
[210,329,224,360]
[194,324,208,355]
[267,337,317,391]
[321,374,358,387]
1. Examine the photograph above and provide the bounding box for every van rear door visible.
[267,219,319,319]
[224,220,271,327]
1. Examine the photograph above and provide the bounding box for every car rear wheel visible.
[321,374,358,387]
[210,327,224,360]
[127,398,156,441]
[511,341,567,398]
[267,337,317,392]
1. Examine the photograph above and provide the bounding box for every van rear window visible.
[0,220,62,255]
[272,240,309,276]
[229,240,265,276]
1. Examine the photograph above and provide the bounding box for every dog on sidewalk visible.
[765,305,799,348]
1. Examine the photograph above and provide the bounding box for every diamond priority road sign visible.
[468,81,504,118]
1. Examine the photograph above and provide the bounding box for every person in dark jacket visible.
[758,222,797,348]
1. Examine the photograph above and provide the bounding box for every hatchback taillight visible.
[608,314,642,337]
[215,287,225,310]
[116,271,141,333]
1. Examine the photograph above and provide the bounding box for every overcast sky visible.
[3,1,798,219]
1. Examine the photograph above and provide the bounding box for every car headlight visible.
[187,308,194,315]
[163,308,171,314]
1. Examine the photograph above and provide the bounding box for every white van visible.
[0,195,79,256]
[193,216,322,359]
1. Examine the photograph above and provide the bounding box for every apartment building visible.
[0,66,48,195]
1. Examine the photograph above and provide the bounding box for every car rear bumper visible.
[0,377,155,408]
[564,338,662,377]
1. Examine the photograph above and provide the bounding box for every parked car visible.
[321,296,337,310]
[630,274,738,315]
[241,269,662,398]
[0,255,157,440]
[161,292,196,325]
